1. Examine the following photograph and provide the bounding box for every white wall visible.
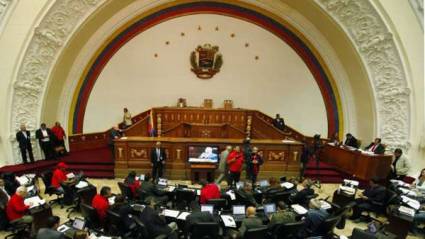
[85,14,328,136]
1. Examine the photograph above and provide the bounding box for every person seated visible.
[139,198,178,239]
[199,178,221,204]
[236,182,258,207]
[415,168,425,191]
[239,206,263,237]
[268,201,297,227]
[6,186,33,225]
[289,178,314,206]
[109,194,133,234]
[139,173,168,204]
[390,148,410,180]
[92,186,112,222]
[51,162,75,193]
[124,171,141,197]
[350,178,386,220]
[272,114,285,131]
[3,172,20,195]
[73,230,89,239]
[344,133,359,148]
[185,202,218,236]
[0,178,10,209]
[301,199,329,237]
[36,215,63,239]
[365,138,385,154]
[219,180,229,194]
[265,177,283,193]
[330,132,341,146]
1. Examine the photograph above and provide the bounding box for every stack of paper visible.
[221,215,236,228]
[399,188,417,197]
[75,181,89,189]
[343,179,359,187]
[108,196,115,205]
[163,209,180,218]
[66,173,75,179]
[320,200,332,210]
[177,212,190,220]
[281,182,294,189]
[16,175,29,185]
[401,195,420,210]
[339,186,355,195]
[24,196,45,208]
[291,204,308,215]
[399,205,416,217]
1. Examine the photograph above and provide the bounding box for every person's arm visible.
[239,220,247,237]
[13,198,30,213]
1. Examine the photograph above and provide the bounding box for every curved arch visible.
[70,1,342,136]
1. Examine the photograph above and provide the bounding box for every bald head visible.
[246,206,256,217]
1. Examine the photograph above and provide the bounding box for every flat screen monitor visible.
[188,145,219,163]
[201,204,214,214]
[264,203,276,214]
[72,218,85,230]
[232,205,246,215]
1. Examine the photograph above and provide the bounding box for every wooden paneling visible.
[318,144,392,180]
[69,132,108,151]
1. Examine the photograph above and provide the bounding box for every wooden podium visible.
[190,163,217,183]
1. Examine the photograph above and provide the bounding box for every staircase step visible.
[83,171,115,178]
[68,164,114,171]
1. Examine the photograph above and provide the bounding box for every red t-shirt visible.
[128,180,141,197]
[92,194,109,221]
[200,183,221,204]
[51,126,66,140]
[6,194,29,221]
[51,168,67,188]
[227,151,244,173]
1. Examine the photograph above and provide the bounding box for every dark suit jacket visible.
[16,131,32,149]
[344,137,359,148]
[272,118,285,131]
[365,143,385,154]
[35,128,54,144]
[185,211,216,234]
[139,206,171,237]
[109,203,133,233]
[290,188,314,206]
[236,189,258,207]
[36,228,64,239]
[140,181,166,198]
[364,185,386,203]
[0,188,9,209]
[150,148,166,165]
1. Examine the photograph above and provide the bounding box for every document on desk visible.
[221,215,236,228]
[398,205,416,217]
[163,209,180,218]
[401,195,420,210]
[280,182,294,189]
[75,181,89,189]
[177,212,190,220]
[57,224,70,232]
[16,175,29,185]
[291,204,308,215]
[24,196,45,208]
[166,186,176,192]
[108,196,115,205]
[320,200,332,210]
[66,173,75,179]
[399,187,417,197]
[226,190,236,200]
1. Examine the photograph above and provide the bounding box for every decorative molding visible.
[316,0,411,151]
[409,0,424,30]
[9,0,104,163]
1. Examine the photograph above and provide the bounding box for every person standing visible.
[249,147,263,184]
[108,126,121,158]
[227,146,244,186]
[242,138,253,181]
[272,114,285,131]
[123,108,132,128]
[216,146,232,183]
[390,148,410,180]
[150,142,166,180]
[344,133,359,148]
[36,123,56,160]
[16,124,35,164]
[51,122,67,156]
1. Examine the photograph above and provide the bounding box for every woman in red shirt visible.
[227,146,244,186]
[124,171,141,198]
[199,178,221,204]
[92,186,111,222]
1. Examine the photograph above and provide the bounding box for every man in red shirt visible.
[92,186,112,222]
[199,178,221,204]
[51,122,67,155]
[6,186,33,224]
[51,162,74,193]
[124,171,141,197]
[227,146,244,186]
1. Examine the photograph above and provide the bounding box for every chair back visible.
[40,171,55,194]
[80,203,100,229]
[273,221,305,239]
[316,215,340,236]
[133,217,149,238]
[190,222,220,239]
[176,189,196,203]
[106,210,123,236]
[117,182,133,200]
[270,191,291,204]
[207,198,227,211]
[243,226,268,239]
[77,186,97,205]
[351,228,377,239]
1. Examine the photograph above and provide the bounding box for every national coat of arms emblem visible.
[190,44,223,79]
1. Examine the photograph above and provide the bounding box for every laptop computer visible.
[264,203,276,216]
[201,204,214,215]
[58,218,85,238]
[258,180,270,188]
[157,178,168,188]
[232,205,246,221]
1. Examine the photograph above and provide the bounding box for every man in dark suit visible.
[35,123,56,160]
[350,178,386,220]
[289,178,315,207]
[139,199,178,239]
[36,216,64,239]
[108,126,121,158]
[344,133,359,148]
[150,141,166,179]
[236,182,258,207]
[272,114,285,131]
[139,173,168,204]
[16,124,35,163]
[365,138,385,154]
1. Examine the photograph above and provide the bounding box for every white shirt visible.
[41,129,50,142]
